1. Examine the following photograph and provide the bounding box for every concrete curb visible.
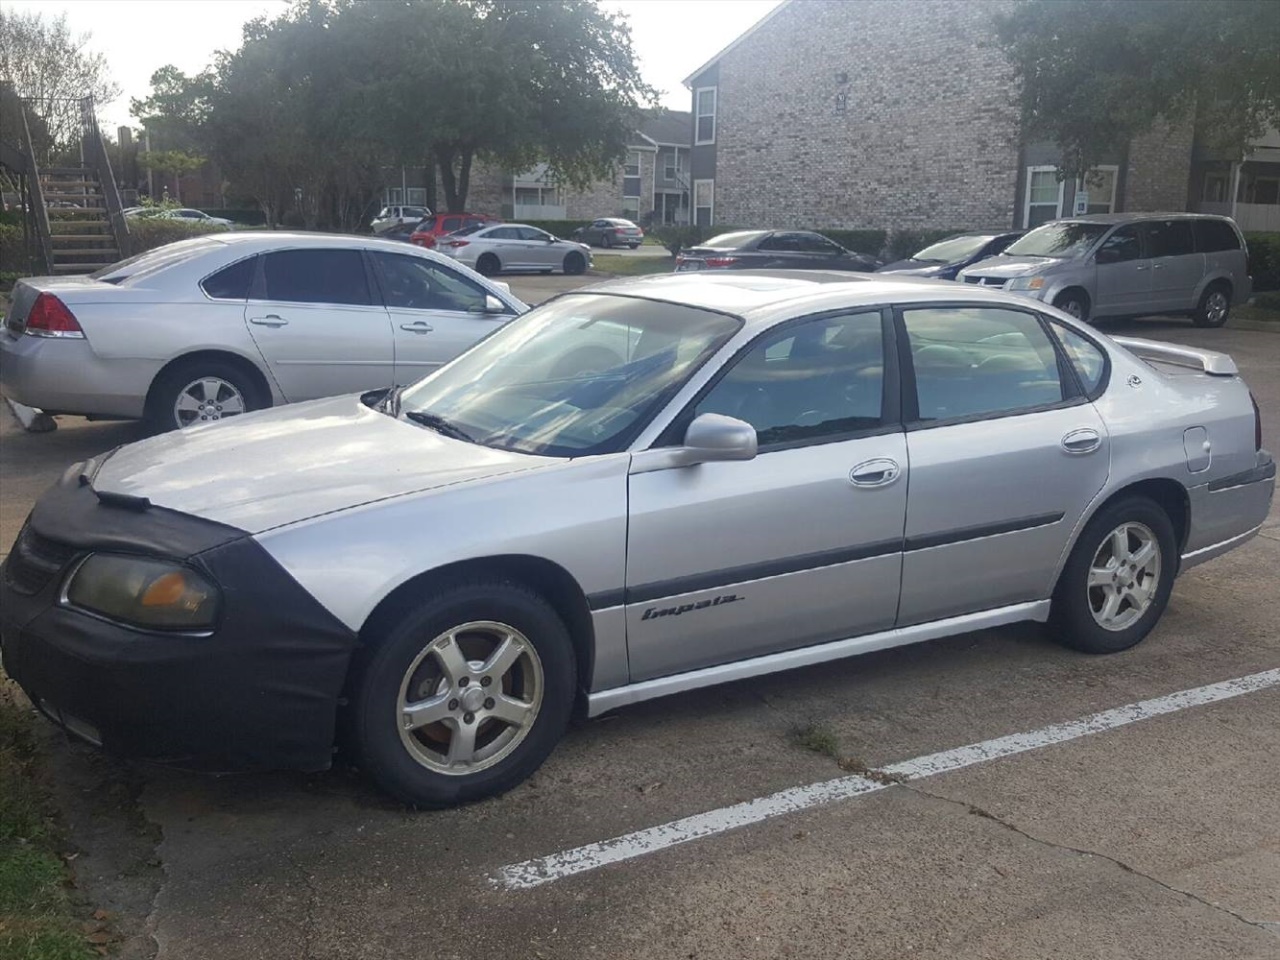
[4,396,57,432]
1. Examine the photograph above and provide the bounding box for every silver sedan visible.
[0,233,526,430]
[1,273,1272,807]
[437,222,592,276]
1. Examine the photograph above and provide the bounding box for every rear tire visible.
[147,358,266,432]
[1192,283,1231,328]
[475,253,500,277]
[1053,290,1091,324]
[1048,497,1177,654]
[563,251,586,276]
[351,580,576,808]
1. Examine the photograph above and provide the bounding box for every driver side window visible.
[694,311,885,448]
[1095,225,1141,264]
[372,252,488,312]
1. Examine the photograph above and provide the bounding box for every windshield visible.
[701,231,767,249]
[398,293,742,457]
[1004,222,1109,258]
[912,234,990,263]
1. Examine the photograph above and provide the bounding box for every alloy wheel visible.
[396,620,544,775]
[1205,290,1229,325]
[173,377,247,428]
[1087,522,1162,632]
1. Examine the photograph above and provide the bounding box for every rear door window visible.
[1194,219,1241,253]
[201,256,257,300]
[1143,219,1195,258]
[1047,320,1107,395]
[260,249,372,305]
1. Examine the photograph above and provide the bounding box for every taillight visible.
[705,257,738,268]
[1251,392,1262,451]
[25,293,85,338]
[447,240,470,248]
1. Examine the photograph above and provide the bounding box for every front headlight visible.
[1007,275,1046,292]
[64,554,220,631]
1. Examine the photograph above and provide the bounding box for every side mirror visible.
[483,294,507,313]
[681,413,758,464]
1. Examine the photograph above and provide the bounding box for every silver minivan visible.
[957,213,1251,327]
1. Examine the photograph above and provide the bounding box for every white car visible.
[438,222,592,276]
[0,232,527,430]
[124,207,234,227]
[371,205,430,234]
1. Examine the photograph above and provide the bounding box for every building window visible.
[695,87,716,145]
[693,178,714,226]
[1024,167,1064,228]
[1202,173,1228,203]
[624,151,642,178]
[664,151,682,181]
[406,187,427,207]
[622,196,641,219]
[385,187,404,205]
[1075,167,1116,216]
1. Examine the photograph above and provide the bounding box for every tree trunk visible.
[438,147,458,212]
[424,151,437,213]
[436,147,472,213]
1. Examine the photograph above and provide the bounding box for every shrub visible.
[0,222,30,274]
[516,219,594,238]
[823,229,888,256]
[1251,290,1280,311]
[1244,232,1280,292]
[127,217,229,254]
[204,208,267,226]
[649,224,749,255]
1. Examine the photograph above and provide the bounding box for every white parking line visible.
[494,668,1280,890]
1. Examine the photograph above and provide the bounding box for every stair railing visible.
[79,96,131,257]
[19,106,54,274]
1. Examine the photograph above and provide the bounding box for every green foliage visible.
[139,150,205,179]
[0,223,30,275]
[649,224,743,256]
[517,219,594,238]
[127,217,228,253]
[996,1,1280,178]
[1244,233,1280,292]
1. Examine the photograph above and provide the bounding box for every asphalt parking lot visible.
[1,312,1277,959]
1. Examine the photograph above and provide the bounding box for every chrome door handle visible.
[1061,428,1102,454]
[849,458,901,487]
[249,315,288,327]
[399,321,434,333]
[1134,265,1149,271]
[1152,263,1166,270]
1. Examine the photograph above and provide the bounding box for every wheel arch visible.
[145,348,276,413]
[1062,477,1191,580]
[1052,286,1092,315]
[354,554,596,711]
[1194,273,1233,304]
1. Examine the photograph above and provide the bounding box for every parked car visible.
[877,230,1024,280]
[437,222,592,276]
[572,218,645,249]
[371,205,430,234]
[957,213,1250,327]
[0,232,526,431]
[124,207,234,227]
[410,213,499,249]
[3,272,1271,807]
[675,230,881,272]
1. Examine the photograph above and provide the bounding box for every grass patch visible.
[0,676,94,960]
[1234,304,1280,324]
[589,254,675,277]
[789,722,841,759]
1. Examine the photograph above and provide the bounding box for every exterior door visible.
[895,304,1110,625]
[1092,224,1150,316]
[625,308,907,681]
[244,248,394,401]
[517,227,561,267]
[368,250,514,383]
[1142,218,1204,311]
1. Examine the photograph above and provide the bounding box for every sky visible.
[3,0,786,130]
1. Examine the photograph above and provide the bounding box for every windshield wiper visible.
[404,410,475,443]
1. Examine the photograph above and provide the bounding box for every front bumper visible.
[0,469,357,772]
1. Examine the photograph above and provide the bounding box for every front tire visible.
[351,581,576,807]
[1192,283,1231,328]
[1048,497,1176,654]
[475,253,500,276]
[1053,290,1091,324]
[563,251,586,275]
[147,358,264,432]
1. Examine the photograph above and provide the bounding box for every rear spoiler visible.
[1111,336,1238,377]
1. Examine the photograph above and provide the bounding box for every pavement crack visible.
[294,856,320,960]
[903,782,1277,936]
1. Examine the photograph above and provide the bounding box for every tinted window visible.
[1194,219,1241,253]
[758,233,800,252]
[1095,225,1142,264]
[1050,321,1107,394]
[201,256,257,300]
[486,227,519,240]
[261,249,372,305]
[696,311,885,447]
[797,234,842,254]
[442,217,463,232]
[372,252,488,312]
[1144,219,1195,258]
[903,307,1064,421]
[517,227,552,241]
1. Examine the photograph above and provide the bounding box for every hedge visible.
[1245,232,1280,292]
[515,219,595,237]
[127,218,230,254]
[0,222,29,274]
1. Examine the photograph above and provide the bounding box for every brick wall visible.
[1122,118,1195,213]
[710,0,1021,231]
[563,150,657,221]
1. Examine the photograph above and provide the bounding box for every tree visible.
[996,0,1280,180]
[140,149,205,202]
[0,9,120,154]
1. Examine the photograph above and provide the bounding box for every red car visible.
[410,213,498,249]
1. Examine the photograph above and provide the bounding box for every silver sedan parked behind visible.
[437,222,592,276]
[1,272,1272,807]
[0,233,526,430]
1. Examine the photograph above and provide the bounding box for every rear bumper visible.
[0,473,357,772]
[1181,451,1275,572]
[0,332,151,418]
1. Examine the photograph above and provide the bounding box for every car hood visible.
[90,395,557,534]
[877,259,949,276]
[960,255,1057,278]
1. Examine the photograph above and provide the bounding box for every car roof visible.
[184,231,470,256]
[1050,212,1233,226]
[571,271,1024,329]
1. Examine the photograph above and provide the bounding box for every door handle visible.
[399,321,434,333]
[1152,263,1166,270]
[249,315,288,327]
[849,458,901,487]
[1134,265,1149,271]
[1061,428,1102,454]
